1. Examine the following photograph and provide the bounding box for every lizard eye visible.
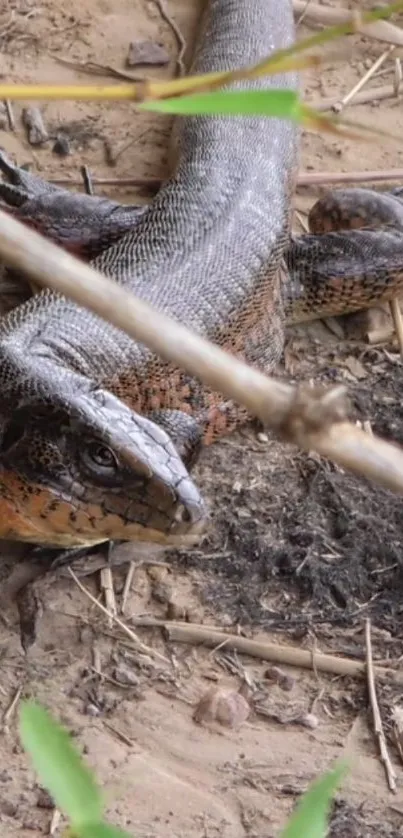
[82,440,118,474]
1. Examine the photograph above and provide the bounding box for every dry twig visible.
[68,567,170,664]
[49,809,61,836]
[1,685,22,734]
[121,562,136,615]
[100,567,117,628]
[152,0,187,77]
[4,99,14,131]
[92,643,102,675]
[103,720,133,747]
[53,56,138,82]
[332,46,395,113]
[81,164,94,196]
[363,419,374,437]
[298,167,403,186]
[1,208,403,495]
[131,619,403,685]
[44,167,403,190]
[312,80,403,112]
[389,298,403,359]
[45,175,161,190]
[292,1,403,47]
[365,618,397,792]
[368,325,396,345]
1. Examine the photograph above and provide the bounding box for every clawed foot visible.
[0,149,147,259]
[0,149,62,206]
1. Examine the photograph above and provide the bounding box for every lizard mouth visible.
[0,472,209,550]
[0,524,207,550]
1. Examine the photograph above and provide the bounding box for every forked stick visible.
[0,208,403,494]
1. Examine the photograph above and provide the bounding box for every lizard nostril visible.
[174,504,192,524]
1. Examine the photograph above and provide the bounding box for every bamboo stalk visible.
[133,620,403,685]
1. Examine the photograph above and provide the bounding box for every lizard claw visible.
[0,148,62,207]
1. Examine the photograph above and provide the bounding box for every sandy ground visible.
[1,0,403,836]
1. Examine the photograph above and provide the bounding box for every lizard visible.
[0,0,299,556]
[1,0,403,561]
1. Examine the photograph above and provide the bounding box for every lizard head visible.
[0,383,208,549]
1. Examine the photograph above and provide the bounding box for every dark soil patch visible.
[175,342,403,652]
[329,800,402,838]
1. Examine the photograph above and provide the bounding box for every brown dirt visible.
[2,0,403,836]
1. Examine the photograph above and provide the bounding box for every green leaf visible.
[19,701,103,827]
[79,824,134,838]
[280,762,348,838]
[141,89,301,118]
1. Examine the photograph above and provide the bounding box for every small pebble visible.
[295,712,319,730]
[36,788,54,810]
[85,702,101,717]
[52,135,70,156]
[114,664,139,686]
[126,40,170,67]
[151,581,173,604]
[22,819,43,831]
[264,666,295,692]
[79,626,93,645]
[193,687,250,728]
[147,565,170,583]
[22,107,49,145]
[0,798,18,818]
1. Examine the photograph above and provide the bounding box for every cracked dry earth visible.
[2,0,403,836]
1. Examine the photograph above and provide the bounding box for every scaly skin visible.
[2,2,403,553]
[0,0,298,549]
[285,188,403,323]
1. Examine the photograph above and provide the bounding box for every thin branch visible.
[50,809,61,836]
[297,167,403,186]
[46,175,161,190]
[121,563,136,615]
[132,619,403,685]
[4,99,15,131]
[331,46,395,113]
[152,0,187,77]
[53,56,138,82]
[80,164,94,196]
[365,618,397,792]
[1,685,22,734]
[1,209,403,494]
[389,299,403,359]
[44,168,403,190]
[100,567,116,628]
[311,81,403,113]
